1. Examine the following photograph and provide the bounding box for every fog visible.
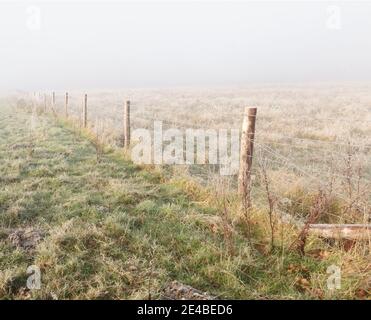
[1,0,371,90]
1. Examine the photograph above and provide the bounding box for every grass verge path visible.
[0,103,254,299]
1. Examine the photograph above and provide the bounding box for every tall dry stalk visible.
[258,157,277,250]
[289,190,326,255]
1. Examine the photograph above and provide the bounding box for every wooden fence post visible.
[238,107,257,209]
[124,100,131,148]
[84,94,88,128]
[65,92,69,118]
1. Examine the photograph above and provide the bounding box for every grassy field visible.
[0,92,370,300]
[39,85,371,224]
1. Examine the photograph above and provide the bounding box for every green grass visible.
[0,101,368,300]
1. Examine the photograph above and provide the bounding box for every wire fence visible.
[23,91,371,224]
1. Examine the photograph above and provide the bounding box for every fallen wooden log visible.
[309,224,371,240]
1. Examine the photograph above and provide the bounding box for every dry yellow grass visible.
[28,84,370,222]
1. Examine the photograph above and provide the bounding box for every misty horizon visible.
[1,1,371,91]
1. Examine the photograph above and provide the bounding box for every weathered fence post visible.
[238,107,257,209]
[124,100,131,148]
[65,92,69,118]
[84,94,88,128]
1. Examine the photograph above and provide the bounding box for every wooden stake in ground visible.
[65,92,69,118]
[238,107,257,209]
[124,100,131,148]
[84,94,88,128]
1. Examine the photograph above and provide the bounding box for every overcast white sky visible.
[1,0,371,90]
